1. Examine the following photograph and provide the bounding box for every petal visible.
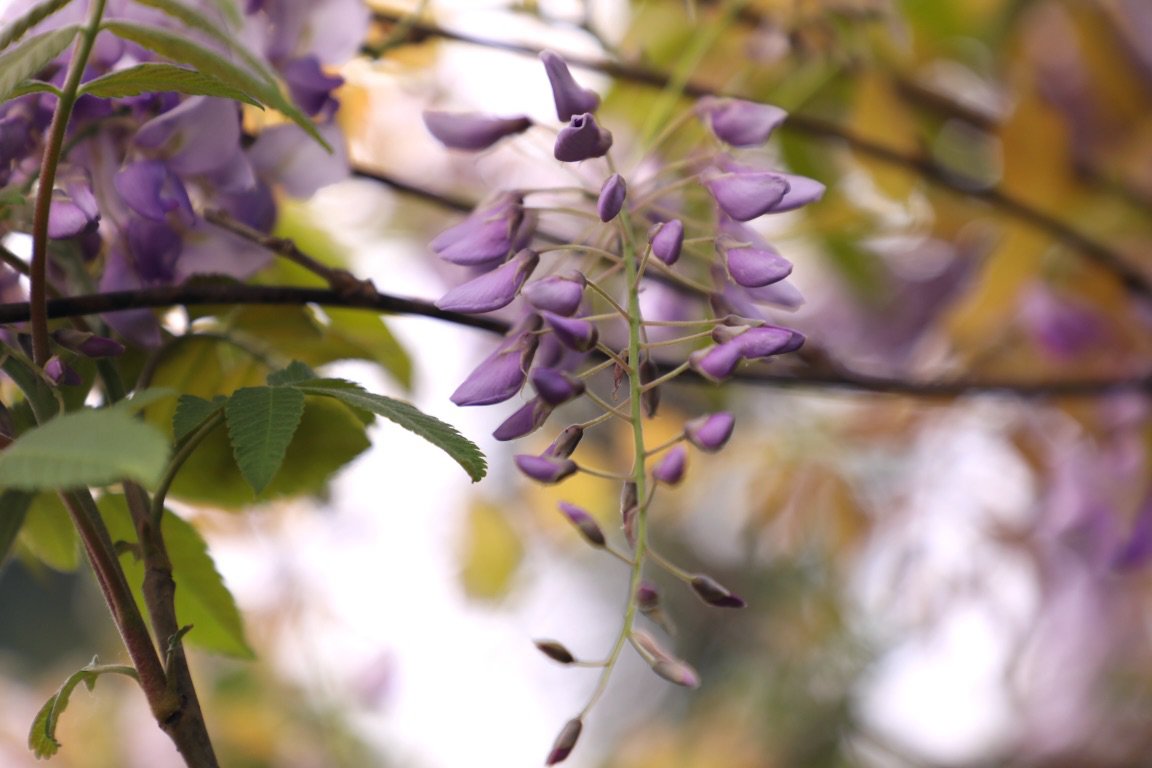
[423,110,533,151]
[732,326,804,358]
[540,50,600,121]
[493,398,552,441]
[542,311,599,352]
[436,249,539,313]
[697,96,787,147]
[282,55,344,117]
[114,160,194,222]
[514,453,578,484]
[688,342,742,382]
[772,172,826,212]
[649,219,684,265]
[450,316,542,406]
[431,193,526,267]
[684,412,735,452]
[703,170,789,221]
[554,113,613,163]
[522,271,586,316]
[722,244,793,287]
[530,367,585,406]
[652,445,687,485]
[597,173,627,222]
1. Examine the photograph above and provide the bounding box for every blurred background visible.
[3,0,1152,766]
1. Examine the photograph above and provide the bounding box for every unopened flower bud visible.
[689,573,746,608]
[554,113,613,162]
[534,639,576,664]
[696,96,787,147]
[44,356,81,387]
[522,271,586,316]
[545,717,584,766]
[637,581,661,613]
[436,249,538,314]
[652,658,701,688]
[451,315,541,406]
[541,50,600,121]
[684,412,735,452]
[652,446,687,485]
[689,342,742,382]
[422,111,533,151]
[597,173,627,221]
[492,398,552,441]
[542,311,599,352]
[720,242,792,288]
[545,425,584,458]
[649,219,684,265]
[52,329,124,358]
[531,367,586,406]
[515,453,578,484]
[559,501,606,547]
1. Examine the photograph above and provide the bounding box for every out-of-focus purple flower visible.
[133,97,252,189]
[652,446,687,485]
[515,453,578,484]
[493,398,552,441]
[597,173,627,221]
[540,50,600,121]
[731,325,805,357]
[704,164,825,220]
[125,217,182,283]
[451,316,542,406]
[684,412,735,452]
[431,192,531,267]
[48,179,100,238]
[246,121,347,198]
[423,111,534,151]
[696,96,787,146]
[720,241,793,288]
[282,56,344,118]
[52,329,124,358]
[436,249,539,313]
[559,501,606,547]
[114,160,195,223]
[545,717,583,766]
[523,271,586,316]
[689,573,746,608]
[44,356,81,386]
[542,311,599,352]
[1019,283,1107,360]
[554,113,613,163]
[530,367,586,406]
[649,219,684,265]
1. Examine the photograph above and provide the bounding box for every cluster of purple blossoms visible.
[0,0,366,347]
[423,51,824,764]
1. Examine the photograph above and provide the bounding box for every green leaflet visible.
[80,63,263,105]
[173,394,225,442]
[28,660,138,758]
[266,360,316,387]
[0,408,169,491]
[0,25,79,107]
[100,495,253,658]
[0,0,75,53]
[225,386,306,494]
[293,378,488,483]
[18,493,79,572]
[0,490,34,571]
[101,21,329,149]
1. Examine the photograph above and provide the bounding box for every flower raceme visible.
[422,50,823,765]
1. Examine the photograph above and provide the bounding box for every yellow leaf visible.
[458,499,523,601]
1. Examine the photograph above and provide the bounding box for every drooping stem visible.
[29,0,109,366]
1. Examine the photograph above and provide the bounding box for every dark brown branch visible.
[368,10,1152,302]
[2,285,1145,398]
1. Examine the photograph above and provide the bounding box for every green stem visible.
[29,0,108,366]
[151,410,225,526]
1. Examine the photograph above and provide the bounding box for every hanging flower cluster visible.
[423,51,824,764]
[0,0,365,346]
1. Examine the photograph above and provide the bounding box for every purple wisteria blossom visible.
[597,173,627,221]
[522,272,586,316]
[436,250,539,313]
[540,50,601,121]
[554,114,613,162]
[697,96,787,146]
[450,316,542,406]
[430,193,532,267]
[423,111,533,151]
[649,219,685,265]
[685,412,736,452]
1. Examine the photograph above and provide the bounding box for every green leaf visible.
[267,360,316,387]
[100,496,253,658]
[0,408,169,490]
[0,0,75,53]
[18,493,78,571]
[294,379,488,483]
[101,21,329,149]
[28,660,138,758]
[7,79,59,98]
[173,394,224,442]
[80,63,263,105]
[105,386,177,414]
[225,386,305,494]
[0,489,34,570]
[0,25,80,105]
[129,0,274,81]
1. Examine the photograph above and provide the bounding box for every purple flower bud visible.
[522,271,586,316]
[545,717,583,766]
[114,160,194,223]
[451,316,542,406]
[636,582,661,613]
[703,169,789,222]
[648,219,684,265]
[689,573,746,608]
[688,341,742,382]
[554,113,613,163]
[544,425,584,458]
[44,356,82,387]
[684,412,735,452]
[696,96,787,146]
[597,173,627,221]
[559,501,607,547]
[540,50,600,121]
[52,329,125,358]
[530,367,586,406]
[515,453,578,484]
[652,446,687,485]
[728,325,805,358]
[534,639,576,664]
[721,243,793,288]
[436,249,539,314]
[652,658,701,688]
[492,398,552,441]
[542,311,598,352]
[422,110,533,151]
[430,193,530,267]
